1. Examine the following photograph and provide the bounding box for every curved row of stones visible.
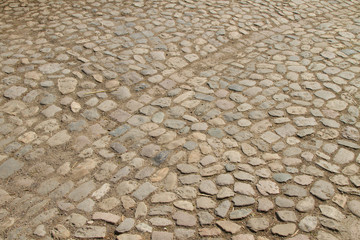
[1,0,360,239]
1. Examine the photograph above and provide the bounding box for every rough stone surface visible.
[74,226,106,238]
[310,180,335,200]
[0,1,358,239]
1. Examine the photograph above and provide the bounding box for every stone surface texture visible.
[0,0,360,239]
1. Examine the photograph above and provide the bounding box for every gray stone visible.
[337,140,360,149]
[47,130,71,146]
[152,98,172,108]
[276,211,297,222]
[247,217,269,232]
[271,223,296,236]
[39,63,62,74]
[275,197,295,208]
[310,180,335,200]
[112,86,131,100]
[67,213,87,228]
[68,180,96,202]
[319,205,345,221]
[317,230,339,240]
[318,216,341,231]
[198,211,214,225]
[333,148,355,164]
[58,77,77,94]
[153,150,170,166]
[174,228,195,239]
[258,198,274,212]
[74,226,106,238]
[348,200,360,218]
[0,158,24,179]
[216,220,241,234]
[216,174,234,185]
[282,184,307,197]
[4,86,27,99]
[164,119,186,129]
[111,166,131,183]
[76,198,95,212]
[296,196,315,212]
[37,177,60,195]
[342,126,360,141]
[132,182,157,200]
[229,209,252,220]
[299,216,317,232]
[149,217,172,226]
[177,164,198,174]
[173,211,197,227]
[136,222,152,232]
[111,142,127,154]
[199,180,218,195]
[256,180,280,196]
[215,200,231,218]
[232,195,255,206]
[116,218,135,233]
[273,173,292,183]
[152,231,174,240]
[183,141,198,150]
[179,175,201,185]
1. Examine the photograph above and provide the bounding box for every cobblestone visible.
[0,0,360,239]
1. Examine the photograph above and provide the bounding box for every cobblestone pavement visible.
[1,0,360,239]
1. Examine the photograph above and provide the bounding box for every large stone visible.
[1,100,26,115]
[299,216,317,232]
[97,100,117,112]
[229,209,252,220]
[246,217,269,232]
[112,86,131,100]
[0,158,24,179]
[256,180,280,196]
[116,218,135,233]
[172,211,196,227]
[151,192,177,203]
[348,200,360,218]
[74,226,106,238]
[333,148,355,164]
[296,197,315,212]
[58,77,77,94]
[141,144,161,158]
[216,220,241,234]
[68,181,96,202]
[47,130,71,146]
[282,184,307,197]
[319,205,345,221]
[326,100,348,111]
[51,224,71,239]
[92,212,121,224]
[199,180,218,195]
[132,182,157,200]
[317,230,339,240]
[4,86,27,99]
[152,231,173,240]
[276,211,297,222]
[117,234,142,240]
[234,182,256,196]
[271,223,296,236]
[310,180,335,200]
[78,199,95,213]
[122,71,143,85]
[39,63,62,74]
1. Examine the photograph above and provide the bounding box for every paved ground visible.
[1,0,360,239]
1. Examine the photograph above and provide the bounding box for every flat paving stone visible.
[0,158,24,179]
